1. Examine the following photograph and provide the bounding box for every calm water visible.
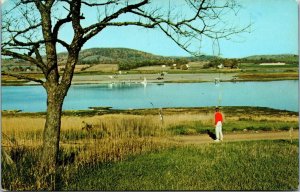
[2,80,298,112]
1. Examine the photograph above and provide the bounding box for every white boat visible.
[141,77,147,86]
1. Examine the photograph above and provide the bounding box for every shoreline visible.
[1,72,298,86]
[2,106,298,117]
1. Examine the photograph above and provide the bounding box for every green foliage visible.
[168,122,211,135]
[167,118,298,136]
[174,58,189,65]
[226,120,298,132]
[75,48,169,65]
[203,58,221,68]
[204,58,239,69]
[241,54,298,64]
[180,64,189,70]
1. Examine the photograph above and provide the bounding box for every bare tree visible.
[1,0,249,189]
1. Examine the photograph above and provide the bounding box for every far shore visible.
[2,106,298,118]
[2,72,298,86]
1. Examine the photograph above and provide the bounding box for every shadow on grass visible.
[275,139,299,146]
[206,129,216,140]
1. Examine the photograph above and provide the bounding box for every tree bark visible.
[37,85,66,190]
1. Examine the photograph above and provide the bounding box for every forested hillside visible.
[2,48,218,71]
[241,54,298,64]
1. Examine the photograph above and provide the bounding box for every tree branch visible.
[53,14,72,39]
[81,0,119,7]
[2,72,44,85]
[57,39,70,50]
[2,49,47,72]
[82,0,149,44]
[10,36,44,47]
[59,0,85,89]
[105,21,161,28]
[6,23,41,36]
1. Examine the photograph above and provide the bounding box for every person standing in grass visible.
[214,107,223,142]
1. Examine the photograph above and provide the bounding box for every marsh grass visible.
[1,114,173,190]
[58,115,168,153]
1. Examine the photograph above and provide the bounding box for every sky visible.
[2,0,299,58]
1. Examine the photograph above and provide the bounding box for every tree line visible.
[203,58,239,69]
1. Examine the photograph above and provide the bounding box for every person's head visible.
[215,107,220,112]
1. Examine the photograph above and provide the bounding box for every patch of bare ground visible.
[171,130,299,145]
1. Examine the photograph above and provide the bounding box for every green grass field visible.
[65,140,299,191]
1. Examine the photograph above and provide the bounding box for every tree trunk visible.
[37,85,66,190]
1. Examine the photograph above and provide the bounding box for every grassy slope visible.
[66,140,299,191]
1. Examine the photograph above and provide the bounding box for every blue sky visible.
[80,0,299,58]
[218,0,298,58]
[2,0,299,58]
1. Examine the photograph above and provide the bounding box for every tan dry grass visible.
[188,61,207,69]
[2,114,173,167]
[2,117,45,134]
[2,112,296,138]
[163,113,214,126]
[75,137,174,165]
[58,64,91,72]
[84,64,118,72]
[1,113,211,150]
[2,117,44,147]
[2,114,167,145]
[1,113,213,149]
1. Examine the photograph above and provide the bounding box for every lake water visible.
[2,80,298,112]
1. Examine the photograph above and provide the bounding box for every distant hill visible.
[57,47,218,70]
[2,48,298,72]
[242,54,298,64]
[58,48,164,65]
[1,47,219,71]
[60,47,217,65]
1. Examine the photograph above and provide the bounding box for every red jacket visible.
[215,112,223,125]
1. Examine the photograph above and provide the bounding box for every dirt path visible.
[170,130,299,145]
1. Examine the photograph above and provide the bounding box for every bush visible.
[181,64,189,70]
